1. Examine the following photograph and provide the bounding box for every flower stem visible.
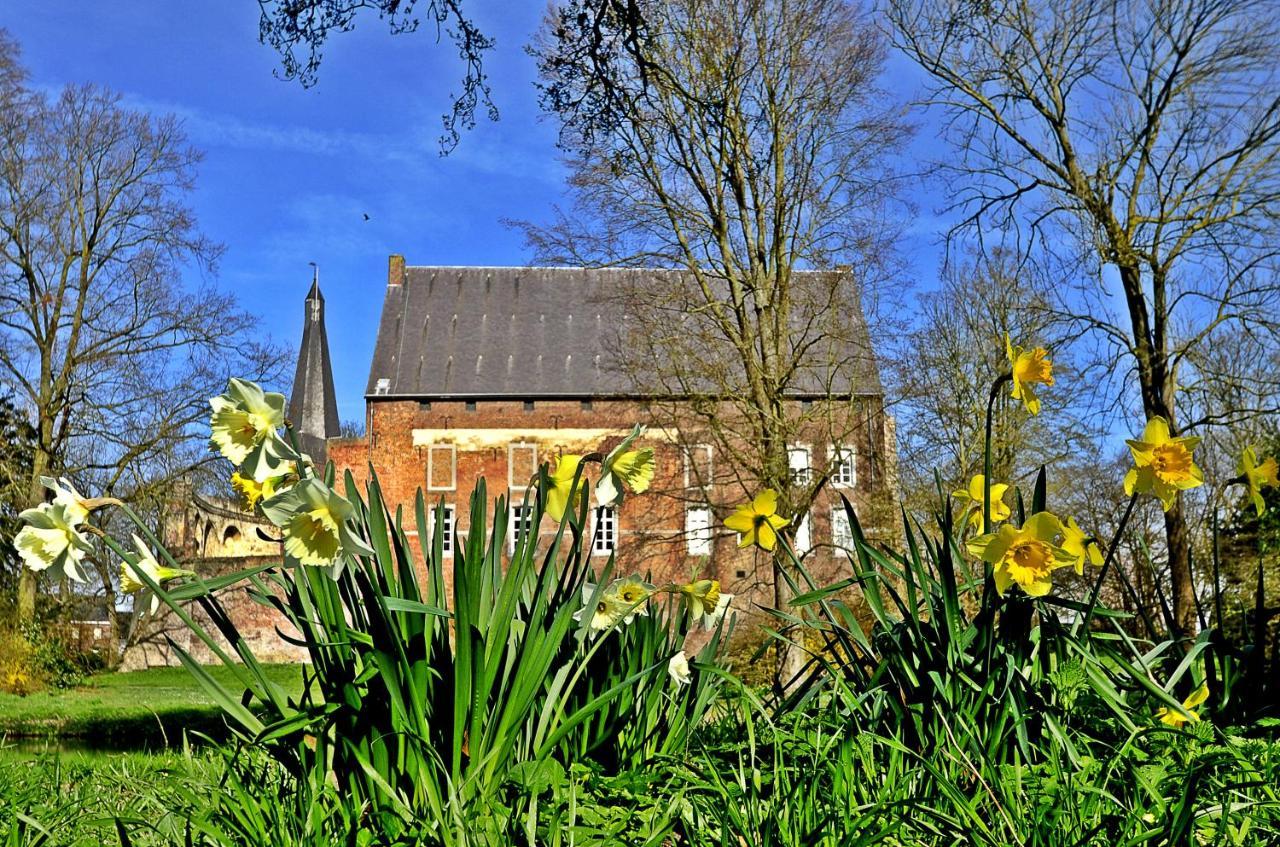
[1077,492,1139,635]
[983,374,1012,534]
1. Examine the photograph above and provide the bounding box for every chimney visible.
[388,254,405,287]
[288,268,341,468]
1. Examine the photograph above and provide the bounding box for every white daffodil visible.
[120,534,194,615]
[209,378,297,480]
[668,651,692,686]
[42,476,91,523]
[15,501,94,583]
[701,592,733,631]
[596,425,655,508]
[573,582,627,633]
[261,478,373,577]
[606,575,655,624]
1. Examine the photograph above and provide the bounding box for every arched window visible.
[223,525,241,544]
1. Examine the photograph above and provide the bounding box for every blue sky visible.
[4,2,942,424]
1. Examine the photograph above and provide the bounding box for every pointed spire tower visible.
[289,267,340,468]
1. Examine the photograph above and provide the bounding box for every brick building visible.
[326,256,899,612]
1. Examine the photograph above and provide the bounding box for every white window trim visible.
[683,443,714,489]
[427,443,457,491]
[508,504,534,555]
[685,506,713,557]
[788,444,812,486]
[831,506,854,551]
[433,504,456,557]
[794,511,812,556]
[830,443,857,488]
[592,506,617,556]
[508,442,538,490]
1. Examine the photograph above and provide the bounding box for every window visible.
[592,507,617,556]
[374,378,391,396]
[509,504,534,554]
[830,445,856,488]
[832,506,854,551]
[580,399,593,411]
[508,442,538,489]
[523,400,535,412]
[432,505,455,556]
[465,400,477,412]
[794,511,811,555]
[427,444,456,491]
[418,400,432,412]
[686,507,713,556]
[788,445,811,486]
[683,444,714,488]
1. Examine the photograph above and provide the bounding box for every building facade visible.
[328,256,899,613]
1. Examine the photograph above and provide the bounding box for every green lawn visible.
[0,664,306,749]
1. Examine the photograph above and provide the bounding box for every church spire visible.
[289,265,340,467]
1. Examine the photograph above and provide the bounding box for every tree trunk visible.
[17,444,53,621]
[1165,502,1197,637]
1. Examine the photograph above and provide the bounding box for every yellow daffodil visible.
[967,511,1076,597]
[952,474,1012,530]
[1060,517,1104,575]
[231,471,294,513]
[667,651,692,686]
[680,579,734,630]
[546,454,584,522]
[573,582,627,632]
[1238,446,1279,517]
[1156,683,1209,728]
[1123,416,1203,511]
[209,378,298,481]
[120,534,194,615]
[724,489,790,551]
[1006,334,1054,415]
[606,575,655,623]
[15,501,94,583]
[261,479,374,576]
[596,425,656,508]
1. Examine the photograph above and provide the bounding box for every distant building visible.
[328,256,899,611]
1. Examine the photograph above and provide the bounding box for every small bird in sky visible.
[362,213,370,221]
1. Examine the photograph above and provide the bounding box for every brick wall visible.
[329,396,900,615]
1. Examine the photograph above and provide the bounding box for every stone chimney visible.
[288,270,340,468]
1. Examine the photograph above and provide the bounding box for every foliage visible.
[105,464,724,845]
[0,392,36,592]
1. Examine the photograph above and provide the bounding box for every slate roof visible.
[289,280,340,462]
[365,265,881,399]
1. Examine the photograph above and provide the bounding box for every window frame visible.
[685,506,713,556]
[683,443,714,489]
[787,444,812,486]
[507,442,538,490]
[508,504,534,554]
[592,506,617,557]
[794,510,812,555]
[829,444,857,488]
[426,443,457,491]
[432,504,456,557]
[831,505,854,551]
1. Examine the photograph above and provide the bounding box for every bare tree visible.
[892,249,1105,514]
[885,0,1280,636]
[523,0,909,680]
[0,32,288,631]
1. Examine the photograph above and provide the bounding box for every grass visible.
[0,665,306,749]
